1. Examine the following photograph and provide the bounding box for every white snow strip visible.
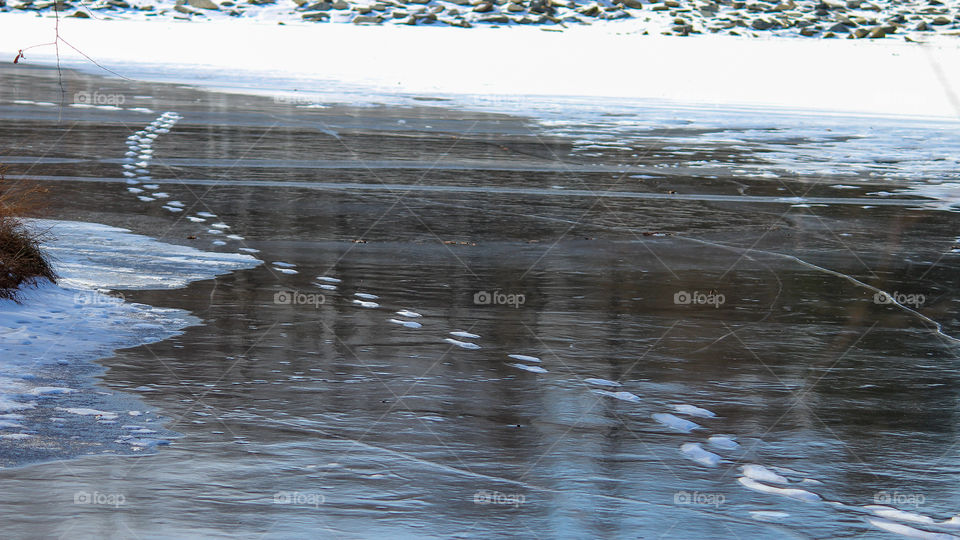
[4,16,960,119]
[865,506,936,525]
[867,519,958,540]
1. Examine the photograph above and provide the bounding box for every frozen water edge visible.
[0,219,260,467]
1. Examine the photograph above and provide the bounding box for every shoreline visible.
[2,14,960,120]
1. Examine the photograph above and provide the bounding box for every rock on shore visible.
[5,0,960,39]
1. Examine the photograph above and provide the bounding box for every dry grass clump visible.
[0,168,56,301]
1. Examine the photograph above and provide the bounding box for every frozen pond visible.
[1,64,960,538]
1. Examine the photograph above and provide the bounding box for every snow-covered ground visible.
[3,13,960,119]
[0,220,258,457]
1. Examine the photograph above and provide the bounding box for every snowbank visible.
[0,219,259,457]
[3,13,960,119]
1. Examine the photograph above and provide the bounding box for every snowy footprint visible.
[591,389,642,403]
[507,363,548,373]
[680,442,722,467]
[272,261,298,274]
[651,412,701,432]
[671,404,717,418]
[742,464,789,484]
[444,338,480,350]
[388,318,422,329]
[584,378,621,387]
[707,435,740,450]
[737,477,822,502]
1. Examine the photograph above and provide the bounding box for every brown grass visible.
[0,167,56,301]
